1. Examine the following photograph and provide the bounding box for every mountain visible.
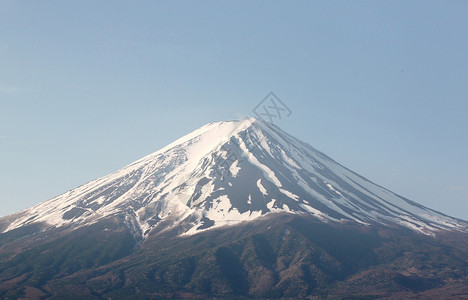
[1,117,467,299]
[2,118,465,237]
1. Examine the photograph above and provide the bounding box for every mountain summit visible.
[1,118,466,238]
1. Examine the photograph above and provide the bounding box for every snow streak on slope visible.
[2,118,467,237]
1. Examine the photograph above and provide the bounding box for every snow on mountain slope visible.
[1,118,467,238]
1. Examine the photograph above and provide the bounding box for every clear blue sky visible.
[1,1,467,220]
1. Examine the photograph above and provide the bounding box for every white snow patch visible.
[229,160,241,177]
[299,204,330,221]
[257,179,268,196]
[279,188,299,200]
[325,181,343,197]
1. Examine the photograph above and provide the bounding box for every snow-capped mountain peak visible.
[1,118,467,238]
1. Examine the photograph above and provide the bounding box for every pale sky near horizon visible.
[1,1,467,220]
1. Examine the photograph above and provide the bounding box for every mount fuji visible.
[2,118,465,237]
[1,118,467,299]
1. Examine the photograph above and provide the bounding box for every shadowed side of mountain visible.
[0,216,138,298]
[2,214,467,299]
